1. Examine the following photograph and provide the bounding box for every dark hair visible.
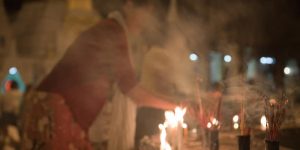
[132,0,171,18]
[93,0,125,17]
[93,0,170,17]
[132,0,170,8]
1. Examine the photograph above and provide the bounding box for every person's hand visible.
[178,100,199,118]
[178,100,189,109]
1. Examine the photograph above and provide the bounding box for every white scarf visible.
[109,11,138,150]
[89,11,139,150]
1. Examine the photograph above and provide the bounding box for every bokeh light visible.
[9,67,17,75]
[189,53,198,62]
[224,55,232,63]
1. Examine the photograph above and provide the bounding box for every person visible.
[21,0,178,149]
[135,0,196,144]
[0,80,22,150]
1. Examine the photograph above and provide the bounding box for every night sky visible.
[182,0,300,59]
[3,0,300,60]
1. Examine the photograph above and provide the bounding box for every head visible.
[126,1,169,33]
[10,80,18,90]
[94,0,170,45]
[5,80,18,92]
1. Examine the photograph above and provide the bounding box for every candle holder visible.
[238,135,250,150]
[262,92,287,150]
[209,129,219,150]
[202,117,220,150]
[265,140,279,150]
[237,125,251,150]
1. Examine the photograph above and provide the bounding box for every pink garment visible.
[37,19,138,131]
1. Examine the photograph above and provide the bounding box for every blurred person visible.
[136,0,195,144]
[0,80,22,150]
[1,80,22,115]
[21,0,178,150]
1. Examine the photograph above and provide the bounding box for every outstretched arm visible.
[127,83,177,110]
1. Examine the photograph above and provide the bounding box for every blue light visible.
[224,55,232,63]
[189,53,198,61]
[260,57,266,64]
[260,57,275,65]
[9,67,17,75]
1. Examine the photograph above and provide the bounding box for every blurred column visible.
[209,51,222,84]
[11,0,67,83]
[246,59,257,81]
[284,59,299,122]
[58,0,99,57]
[244,47,257,82]
[223,44,240,80]
[0,0,17,80]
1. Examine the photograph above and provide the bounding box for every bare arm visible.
[127,83,177,110]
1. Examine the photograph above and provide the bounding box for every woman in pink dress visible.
[21,0,176,149]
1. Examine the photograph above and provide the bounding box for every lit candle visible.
[182,123,188,140]
[260,115,267,131]
[212,118,219,126]
[207,122,212,129]
[175,107,186,150]
[233,123,239,130]
[164,111,177,146]
[162,107,187,150]
[233,115,239,130]
[159,124,172,150]
[233,115,239,123]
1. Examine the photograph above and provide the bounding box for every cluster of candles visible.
[206,117,220,129]
[231,114,268,130]
[232,115,239,130]
[159,107,187,150]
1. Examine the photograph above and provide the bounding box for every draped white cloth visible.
[107,85,137,150]
[88,11,138,150]
[108,11,137,150]
[88,87,137,150]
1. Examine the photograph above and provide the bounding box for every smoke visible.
[93,1,284,92]
[138,0,259,99]
[221,75,275,126]
[139,0,199,101]
[91,0,285,104]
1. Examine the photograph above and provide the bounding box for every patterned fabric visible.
[0,90,22,149]
[21,91,92,150]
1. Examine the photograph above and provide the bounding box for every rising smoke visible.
[91,0,290,124]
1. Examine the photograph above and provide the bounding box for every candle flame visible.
[175,107,186,123]
[160,107,187,150]
[260,115,267,130]
[182,123,188,129]
[233,115,239,123]
[159,124,172,150]
[164,107,187,128]
[211,118,219,125]
[165,111,177,128]
[233,123,239,130]
[191,128,197,134]
[207,122,212,128]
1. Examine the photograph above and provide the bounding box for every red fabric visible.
[37,19,138,131]
[22,93,93,150]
